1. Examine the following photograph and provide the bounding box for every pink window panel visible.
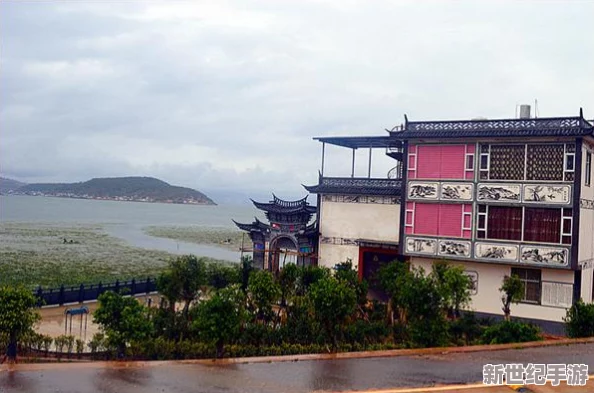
[409,144,417,154]
[466,144,476,153]
[437,204,463,237]
[416,145,441,179]
[406,211,414,226]
[440,145,466,179]
[406,227,413,234]
[413,203,439,235]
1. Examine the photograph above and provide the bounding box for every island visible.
[5,176,216,205]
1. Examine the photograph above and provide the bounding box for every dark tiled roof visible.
[304,177,402,196]
[251,194,317,214]
[398,117,594,139]
[233,217,271,232]
[251,200,317,214]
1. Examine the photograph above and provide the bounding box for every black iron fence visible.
[34,277,157,307]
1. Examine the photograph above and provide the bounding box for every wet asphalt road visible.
[2,343,594,393]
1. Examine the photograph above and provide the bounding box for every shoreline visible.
[2,193,216,206]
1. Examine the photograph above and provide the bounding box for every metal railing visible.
[33,277,157,307]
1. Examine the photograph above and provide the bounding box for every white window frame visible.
[586,151,592,187]
[564,144,575,178]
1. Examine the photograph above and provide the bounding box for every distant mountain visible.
[0,177,27,193]
[16,176,216,205]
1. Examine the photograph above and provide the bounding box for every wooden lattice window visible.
[489,145,525,180]
[526,144,564,181]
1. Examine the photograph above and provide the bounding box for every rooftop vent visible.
[519,104,531,119]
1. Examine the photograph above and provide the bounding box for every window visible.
[523,208,561,243]
[486,206,522,241]
[586,152,592,187]
[411,203,470,238]
[478,143,575,181]
[489,145,525,180]
[477,205,571,244]
[526,144,564,181]
[466,154,475,170]
[511,268,541,304]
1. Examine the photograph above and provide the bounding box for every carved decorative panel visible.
[523,185,570,204]
[477,184,521,202]
[320,236,358,246]
[580,198,594,210]
[526,144,564,181]
[475,242,519,262]
[322,195,400,205]
[440,183,473,201]
[438,240,471,257]
[408,182,439,200]
[405,237,437,255]
[520,246,568,267]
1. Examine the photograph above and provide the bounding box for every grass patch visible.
[0,223,227,289]
[143,226,245,251]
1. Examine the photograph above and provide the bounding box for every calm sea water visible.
[0,195,260,261]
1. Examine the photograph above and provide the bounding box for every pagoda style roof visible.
[251,194,317,214]
[233,217,271,233]
[398,115,594,139]
[304,177,401,196]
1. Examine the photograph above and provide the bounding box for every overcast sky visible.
[2,1,593,202]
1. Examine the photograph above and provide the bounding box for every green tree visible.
[378,261,412,324]
[191,285,246,358]
[278,263,299,306]
[334,260,369,314]
[500,275,524,321]
[431,261,473,318]
[157,255,208,316]
[93,291,153,356]
[402,267,449,347]
[247,270,281,323]
[564,299,594,338]
[309,276,356,349]
[0,286,40,363]
[298,265,330,296]
[206,263,240,289]
[239,256,254,292]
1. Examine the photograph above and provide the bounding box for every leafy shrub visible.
[564,299,594,338]
[481,321,541,344]
[449,312,484,345]
[75,339,85,357]
[344,320,390,345]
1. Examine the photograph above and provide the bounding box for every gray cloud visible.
[1,1,593,202]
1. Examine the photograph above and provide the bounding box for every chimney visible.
[519,104,531,119]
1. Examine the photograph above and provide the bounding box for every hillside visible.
[17,176,216,205]
[0,177,27,193]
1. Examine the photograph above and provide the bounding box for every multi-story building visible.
[305,108,594,330]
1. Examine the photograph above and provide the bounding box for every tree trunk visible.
[215,339,224,359]
[6,334,17,363]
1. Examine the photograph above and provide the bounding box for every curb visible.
[2,337,594,371]
[180,336,594,365]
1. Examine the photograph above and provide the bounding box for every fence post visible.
[147,276,153,294]
[78,284,84,303]
[98,282,103,297]
[115,279,120,294]
[36,286,43,307]
[59,285,65,306]
[131,278,136,296]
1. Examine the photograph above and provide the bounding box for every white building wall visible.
[579,140,594,303]
[411,257,574,322]
[317,196,400,268]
